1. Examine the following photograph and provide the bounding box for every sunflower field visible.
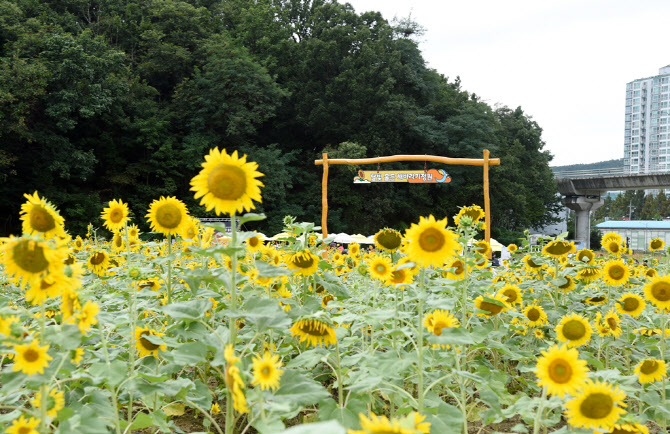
[0,148,667,434]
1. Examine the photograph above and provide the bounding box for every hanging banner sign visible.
[354,169,451,184]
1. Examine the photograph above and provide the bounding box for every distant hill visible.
[552,158,623,173]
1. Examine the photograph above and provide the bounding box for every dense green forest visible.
[551,158,623,173]
[0,0,561,239]
[594,190,670,221]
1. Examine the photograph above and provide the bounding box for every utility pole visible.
[629,201,635,220]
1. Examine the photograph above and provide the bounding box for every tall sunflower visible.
[557,275,576,292]
[31,388,65,418]
[286,250,320,276]
[5,415,40,434]
[224,345,249,414]
[0,236,67,289]
[20,191,65,239]
[101,199,130,232]
[25,274,67,305]
[190,148,264,216]
[473,293,510,318]
[523,304,548,327]
[245,234,264,253]
[535,344,589,397]
[522,254,545,273]
[444,257,467,280]
[542,240,576,258]
[499,284,523,306]
[12,339,53,375]
[374,228,403,252]
[134,327,167,357]
[424,309,459,336]
[289,317,336,348]
[576,249,595,264]
[634,358,667,384]
[649,237,665,251]
[602,310,622,338]
[606,423,650,434]
[389,264,414,286]
[602,260,629,286]
[86,250,110,276]
[404,215,459,269]
[76,300,99,334]
[146,196,189,236]
[348,411,430,434]
[576,266,600,283]
[643,275,670,310]
[564,380,626,430]
[251,351,283,391]
[615,292,645,317]
[555,313,592,348]
[602,239,625,256]
[367,254,393,284]
[454,205,485,226]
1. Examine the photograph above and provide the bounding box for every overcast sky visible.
[344,0,670,166]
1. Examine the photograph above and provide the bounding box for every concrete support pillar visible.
[563,196,604,249]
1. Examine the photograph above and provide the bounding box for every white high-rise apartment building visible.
[624,65,670,174]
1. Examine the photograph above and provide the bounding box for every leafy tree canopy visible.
[0,0,560,237]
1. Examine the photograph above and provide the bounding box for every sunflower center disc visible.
[300,322,327,337]
[294,254,314,269]
[652,282,670,301]
[548,359,572,383]
[527,258,540,268]
[503,290,517,303]
[479,301,503,316]
[452,261,464,274]
[433,320,448,336]
[652,240,663,249]
[156,204,182,229]
[207,164,247,200]
[547,242,571,255]
[24,348,39,363]
[606,318,618,331]
[248,237,259,247]
[140,332,160,351]
[609,242,620,253]
[527,308,541,322]
[562,320,586,340]
[110,208,124,223]
[13,240,49,274]
[262,367,271,376]
[579,393,614,419]
[375,264,386,273]
[559,278,572,289]
[418,228,445,252]
[609,266,624,279]
[377,232,402,250]
[90,253,106,265]
[30,205,56,233]
[623,298,639,311]
[640,360,659,375]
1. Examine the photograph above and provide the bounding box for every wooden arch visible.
[314,150,501,245]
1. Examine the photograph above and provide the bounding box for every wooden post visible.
[483,149,491,258]
[322,153,329,239]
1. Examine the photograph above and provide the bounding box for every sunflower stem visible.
[226,213,239,434]
[167,233,173,305]
[532,386,547,434]
[454,345,468,434]
[335,339,344,410]
[39,303,48,433]
[416,268,426,413]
